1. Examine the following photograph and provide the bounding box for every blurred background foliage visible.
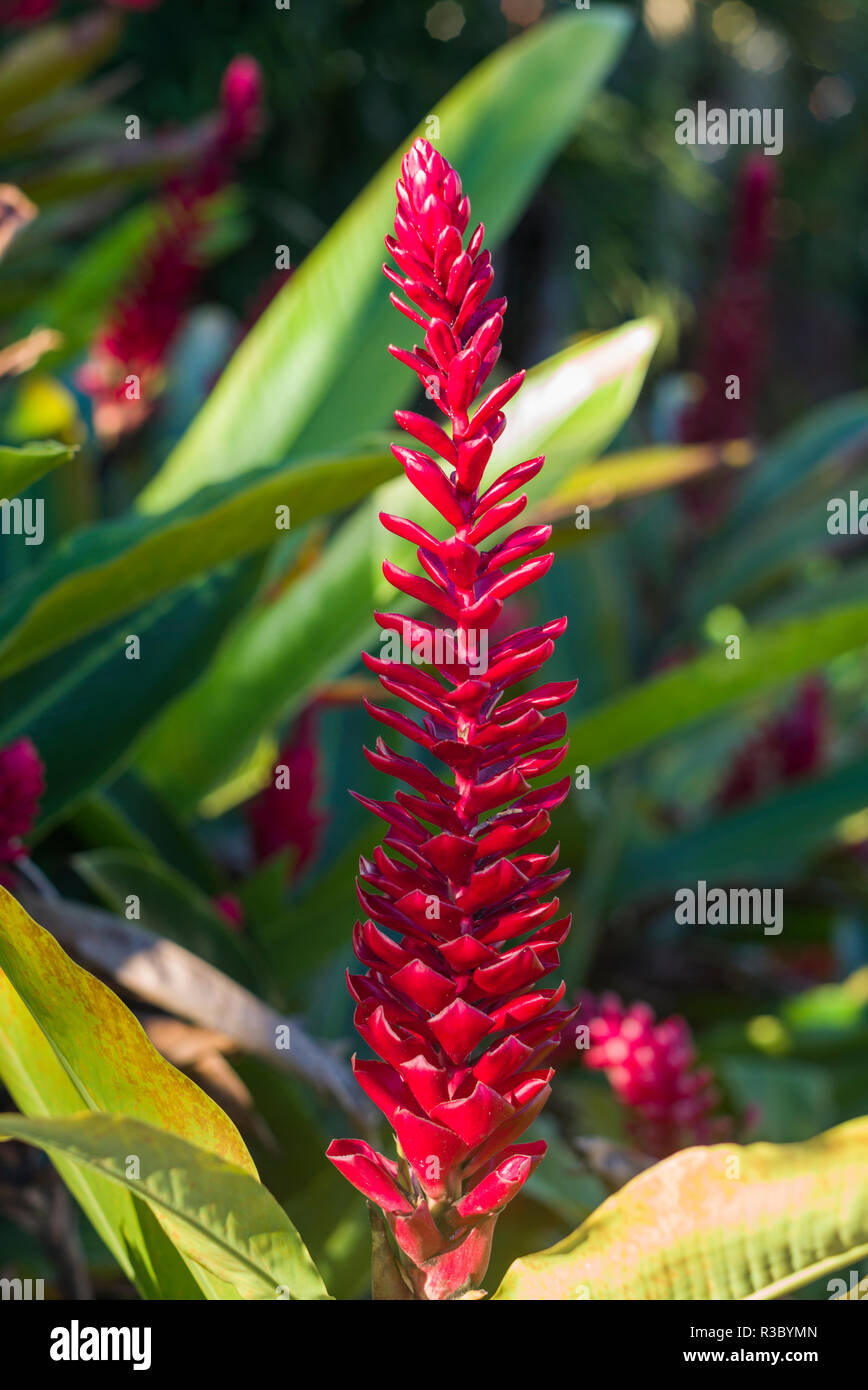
[0,0,866,1299]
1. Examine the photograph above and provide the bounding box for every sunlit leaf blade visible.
[0,438,75,497]
[0,964,207,1299]
[493,1118,868,1299]
[0,886,255,1166]
[137,6,633,513]
[544,440,743,518]
[0,1113,330,1301]
[569,601,868,770]
[0,886,260,1297]
[0,566,261,829]
[614,755,868,903]
[0,447,396,681]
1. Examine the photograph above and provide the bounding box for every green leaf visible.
[0,885,260,1297]
[718,391,868,538]
[72,848,263,992]
[0,13,121,123]
[0,1113,329,1301]
[0,447,397,681]
[493,1118,868,1299]
[254,831,371,995]
[569,600,868,771]
[0,972,207,1299]
[137,6,633,513]
[0,438,75,497]
[0,564,261,829]
[138,319,659,808]
[0,887,258,1169]
[70,770,220,893]
[614,755,868,903]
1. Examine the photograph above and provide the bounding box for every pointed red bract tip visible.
[0,738,44,884]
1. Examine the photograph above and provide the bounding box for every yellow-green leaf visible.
[0,439,76,497]
[493,1119,868,1300]
[0,1113,330,1301]
[0,886,262,1297]
[0,446,396,681]
[568,600,868,769]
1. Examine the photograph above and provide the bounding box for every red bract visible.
[247,706,327,879]
[212,893,245,930]
[79,55,263,439]
[582,993,732,1159]
[326,138,575,1300]
[0,739,44,886]
[716,677,825,810]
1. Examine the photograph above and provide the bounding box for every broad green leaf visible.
[0,1113,329,1301]
[0,438,75,497]
[0,447,396,681]
[138,320,659,808]
[255,831,372,997]
[614,755,868,903]
[70,770,220,893]
[717,391,868,538]
[682,465,868,622]
[0,564,260,829]
[672,393,868,628]
[0,963,206,1299]
[0,886,261,1297]
[138,6,633,513]
[493,1117,868,1299]
[0,887,255,1169]
[569,600,868,770]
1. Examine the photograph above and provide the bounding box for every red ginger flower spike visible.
[326,138,576,1301]
[582,993,733,1159]
[247,705,327,880]
[0,738,44,887]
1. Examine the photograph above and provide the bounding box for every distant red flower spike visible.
[680,156,777,522]
[0,0,56,24]
[218,54,264,152]
[2,0,162,19]
[716,677,826,810]
[0,738,44,886]
[581,992,734,1159]
[79,55,263,440]
[247,705,327,879]
[327,138,575,1300]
